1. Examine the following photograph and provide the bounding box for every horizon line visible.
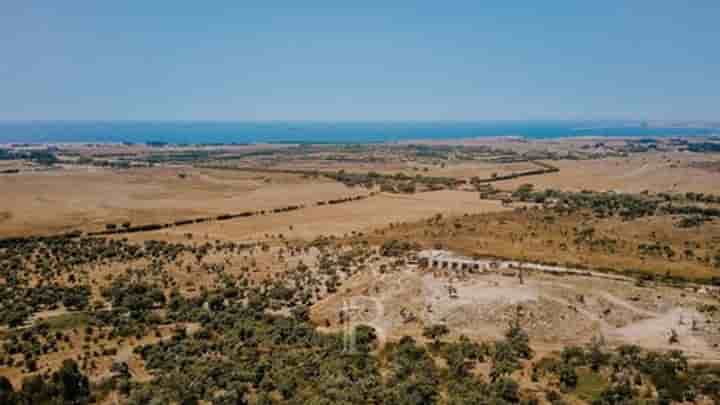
[0,119,718,124]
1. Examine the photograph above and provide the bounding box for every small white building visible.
[417,249,489,271]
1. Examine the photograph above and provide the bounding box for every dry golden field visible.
[0,166,356,237]
[220,157,539,180]
[493,153,720,193]
[123,190,511,243]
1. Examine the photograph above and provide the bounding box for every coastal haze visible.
[2,2,720,405]
[0,121,719,144]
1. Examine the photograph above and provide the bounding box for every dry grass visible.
[493,153,720,194]
[0,166,352,237]
[0,322,193,388]
[362,207,720,280]
[123,191,511,243]
[224,158,539,180]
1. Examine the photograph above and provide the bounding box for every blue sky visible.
[1,1,718,121]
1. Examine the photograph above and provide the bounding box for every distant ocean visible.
[0,121,715,145]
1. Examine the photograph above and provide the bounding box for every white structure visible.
[417,249,490,271]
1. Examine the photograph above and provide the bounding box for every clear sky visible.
[1,1,718,121]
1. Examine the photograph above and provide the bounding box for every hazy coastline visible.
[0,120,717,145]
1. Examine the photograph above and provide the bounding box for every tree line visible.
[88,193,374,236]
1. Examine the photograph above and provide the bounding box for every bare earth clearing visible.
[311,263,720,361]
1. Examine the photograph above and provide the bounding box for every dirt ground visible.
[311,261,720,362]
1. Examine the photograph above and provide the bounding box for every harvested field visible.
[493,153,720,193]
[221,158,409,175]
[221,158,541,180]
[380,160,544,180]
[0,166,355,237]
[124,191,511,242]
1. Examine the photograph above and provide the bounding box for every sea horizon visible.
[0,119,717,145]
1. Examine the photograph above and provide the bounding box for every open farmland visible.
[3,138,720,404]
[492,153,720,193]
[217,156,540,180]
[0,166,356,237]
[123,190,511,243]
